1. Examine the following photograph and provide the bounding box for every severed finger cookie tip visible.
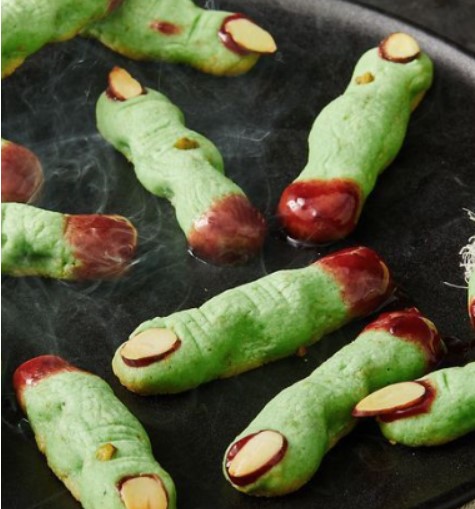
[352,381,427,418]
[318,246,394,317]
[278,179,362,245]
[65,214,138,279]
[225,430,287,487]
[1,139,44,204]
[13,355,76,406]
[365,309,445,367]
[121,328,181,367]
[119,474,169,509]
[379,33,421,64]
[107,67,145,101]
[220,14,277,55]
[188,194,267,265]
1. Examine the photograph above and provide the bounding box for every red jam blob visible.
[225,431,288,487]
[188,194,267,265]
[318,246,393,317]
[150,20,181,35]
[379,380,436,422]
[13,355,76,407]
[278,179,362,245]
[65,214,137,279]
[218,14,252,55]
[364,308,445,367]
[1,140,44,203]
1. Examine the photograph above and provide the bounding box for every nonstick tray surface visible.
[2,0,475,508]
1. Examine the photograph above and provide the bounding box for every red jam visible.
[150,20,181,35]
[13,356,76,407]
[378,380,436,422]
[1,140,44,203]
[218,14,253,55]
[365,308,445,367]
[278,179,362,245]
[65,214,137,279]
[225,431,288,487]
[318,246,393,317]
[188,194,267,265]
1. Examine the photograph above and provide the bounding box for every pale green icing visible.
[297,48,433,197]
[1,203,77,278]
[84,0,259,76]
[23,370,177,509]
[1,0,111,77]
[224,329,428,496]
[112,263,349,394]
[96,87,245,235]
[379,363,475,446]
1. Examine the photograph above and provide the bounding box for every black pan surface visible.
[2,0,475,508]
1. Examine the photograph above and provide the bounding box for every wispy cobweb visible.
[460,209,475,283]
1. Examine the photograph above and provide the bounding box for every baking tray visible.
[2,0,475,507]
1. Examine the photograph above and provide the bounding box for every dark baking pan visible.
[2,0,475,507]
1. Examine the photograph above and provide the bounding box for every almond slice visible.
[352,381,427,417]
[224,18,277,54]
[121,328,181,367]
[108,67,144,101]
[120,475,168,509]
[226,430,286,486]
[379,33,421,64]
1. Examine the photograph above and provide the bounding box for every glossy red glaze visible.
[121,339,182,368]
[469,297,475,329]
[118,474,168,506]
[150,20,181,35]
[1,140,44,203]
[278,179,362,245]
[13,355,76,409]
[379,380,436,422]
[65,214,137,279]
[364,308,445,368]
[318,246,393,317]
[219,14,253,55]
[225,431,288,487]
[188,194,267,265]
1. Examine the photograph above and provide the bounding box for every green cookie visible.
[14,355,176,509]
[112,246,393,395]
[278,33,433,244]
[374,363,475,446]
[1,0,113,77]
[84,0,276,76]
[1,202,137,279]
[223,309,445,496]
[96,68,266,265]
